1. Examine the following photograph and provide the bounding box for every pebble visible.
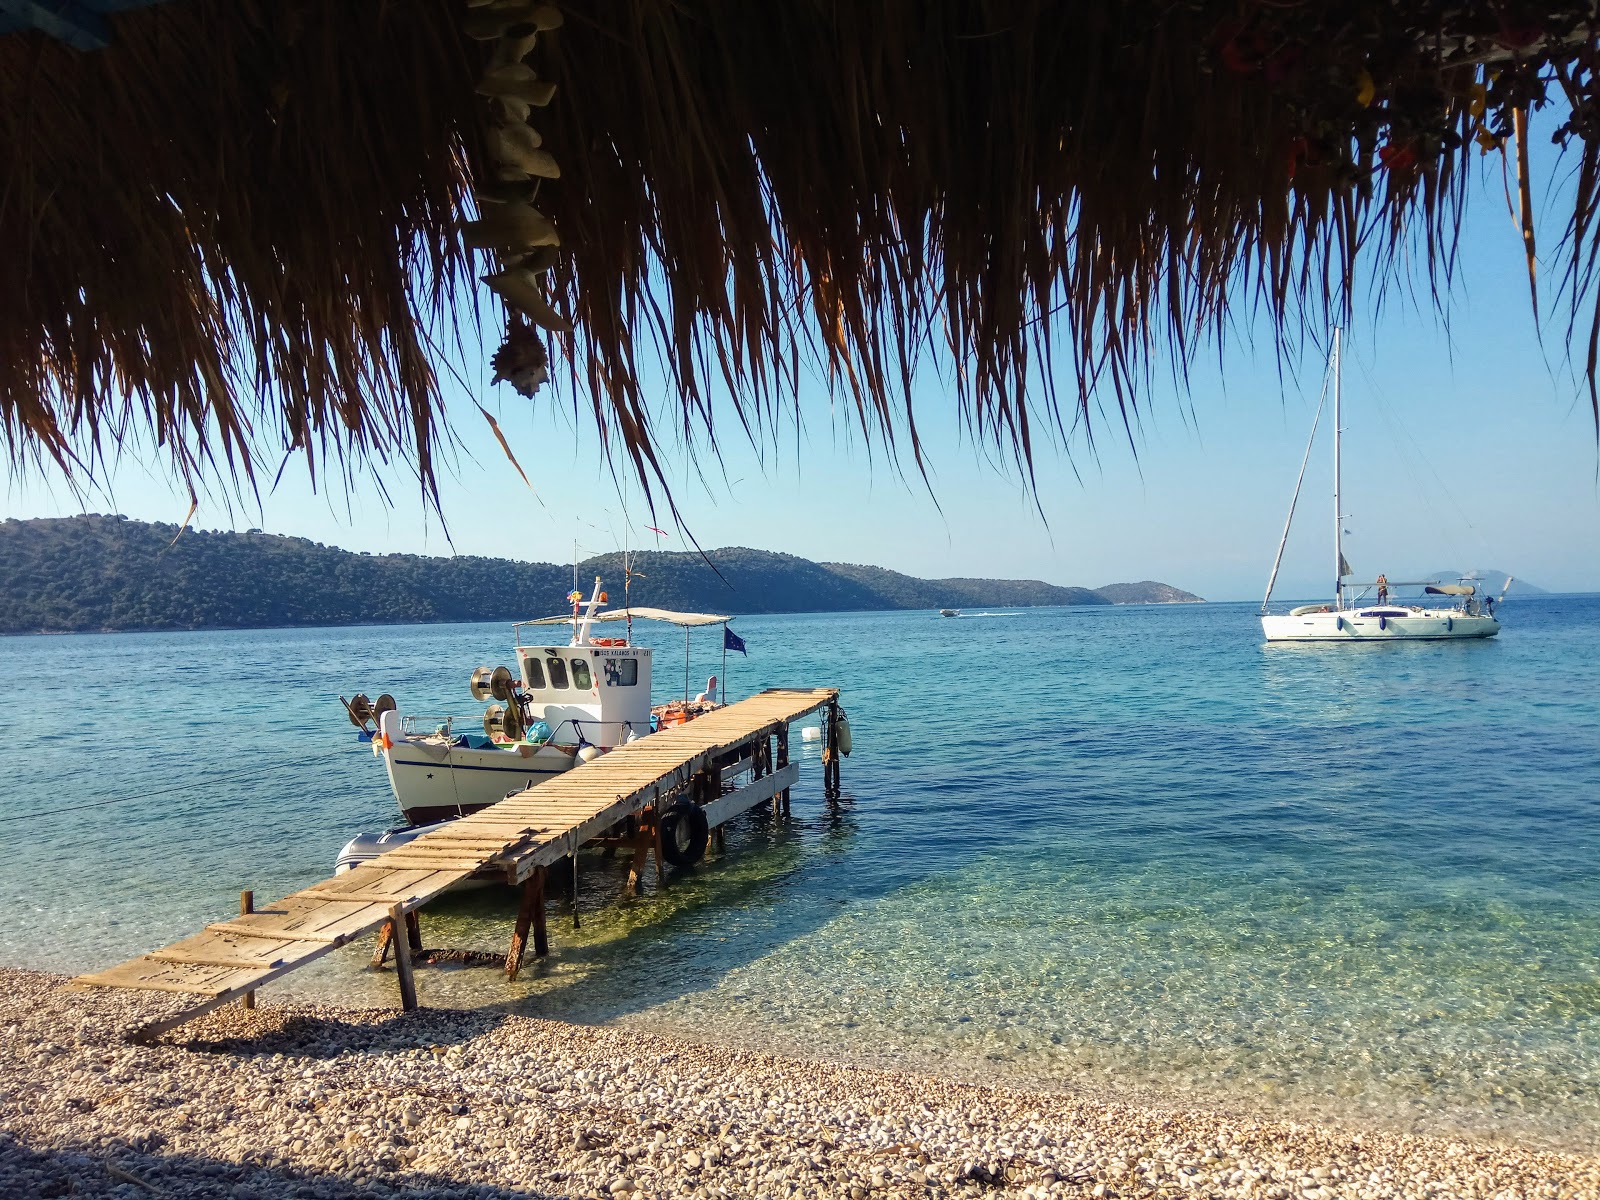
[1,967,1595,1200]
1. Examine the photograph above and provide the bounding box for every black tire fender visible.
[659,802,710,867]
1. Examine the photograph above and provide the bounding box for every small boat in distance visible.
[939,608,960,618]
[1260,330,1507,643]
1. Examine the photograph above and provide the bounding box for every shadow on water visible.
[330,790,961,1028]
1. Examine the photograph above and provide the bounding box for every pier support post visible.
[239,891,256,1009]
[404,910,423,955]
[388,904,418,1012]
[506,868,548,981]
[653,814,666,889]
[832,704,844,800]
[371,918,394,968]
[625,825,650,897]
[571,854,581,929]
[776,725,791,816]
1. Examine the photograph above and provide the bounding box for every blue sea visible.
[2,598,1598,1151]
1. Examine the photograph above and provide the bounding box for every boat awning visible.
[1425,584,1475,596]
[518,606,732,628]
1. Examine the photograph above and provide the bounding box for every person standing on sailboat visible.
[1376,573,1389,604]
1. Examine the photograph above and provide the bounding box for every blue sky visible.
[7,146,1599,602]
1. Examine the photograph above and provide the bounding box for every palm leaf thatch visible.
[3,2,1599,510]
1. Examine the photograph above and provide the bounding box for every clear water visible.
[2,599,1598,1150]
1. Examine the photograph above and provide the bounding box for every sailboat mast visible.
[1332,327,1344,611]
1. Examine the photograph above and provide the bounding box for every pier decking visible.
[76,687,841,1036]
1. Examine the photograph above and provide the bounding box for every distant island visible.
[0,515,1202,633]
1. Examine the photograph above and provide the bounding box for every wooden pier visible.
[76,688,843,1037]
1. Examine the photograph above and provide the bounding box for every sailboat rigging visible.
[1259,330,1504,642]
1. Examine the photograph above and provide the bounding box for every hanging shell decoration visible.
[466,0,568,397]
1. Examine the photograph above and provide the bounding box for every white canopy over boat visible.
[519,606,732,628]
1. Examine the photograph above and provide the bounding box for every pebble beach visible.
[3,969,1595,1200]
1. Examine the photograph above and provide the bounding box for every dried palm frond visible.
[0,0,486,503]
[4,2,1600,515]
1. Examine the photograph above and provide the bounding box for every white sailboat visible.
[1260,330,1505,642]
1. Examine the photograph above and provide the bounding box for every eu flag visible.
[723,626,747,655]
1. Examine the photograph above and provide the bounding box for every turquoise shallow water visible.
[2,598,1598,1150]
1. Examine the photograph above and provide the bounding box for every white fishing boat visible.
[939,608,960,618]
[1260,330,1507,643]
[341,579,736,826]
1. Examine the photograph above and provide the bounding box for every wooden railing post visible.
[239,891,256,1009]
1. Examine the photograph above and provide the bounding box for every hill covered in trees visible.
[0,516,1201,633]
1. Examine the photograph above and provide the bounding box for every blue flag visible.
[723,626,747,655]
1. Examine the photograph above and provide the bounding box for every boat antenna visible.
[1261,347,1335,614]
[1332,326,1346,612]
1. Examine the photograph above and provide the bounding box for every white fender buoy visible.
[801,726,821,741]
[575,744,602,765]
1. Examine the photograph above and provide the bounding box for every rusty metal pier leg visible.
[506,867,548,981]
[625,821,652,897]
[371,917,395,968]
[404,910,423,955]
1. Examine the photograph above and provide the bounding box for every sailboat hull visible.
[1261,609,1499,642]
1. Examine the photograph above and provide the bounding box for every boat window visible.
[1358,609,1408,618]
[603,657,639,686]
[523,657,546,689]
[547,657,569,689]
[570,658,592,689]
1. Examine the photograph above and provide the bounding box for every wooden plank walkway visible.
[75,688,838,1034]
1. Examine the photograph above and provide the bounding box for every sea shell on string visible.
[494,33,540,65]
[476,178,540,206]
[522,79,557,107]
[483,268,573,333]
[528,4,563,31]
[491,321,550,398]
[461,203,560,251]
[463,2,545,41]
[487,122,545,171]
[521,149,559,179]
[492,95,532,124]
[514,245,561,274]
[477,62,538,98]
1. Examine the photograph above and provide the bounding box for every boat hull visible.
[381,740,574,823]
[1262,608,1499,642]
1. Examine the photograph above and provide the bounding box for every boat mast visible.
[1332,327,1344,611]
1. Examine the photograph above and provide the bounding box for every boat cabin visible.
[514,640,653,748]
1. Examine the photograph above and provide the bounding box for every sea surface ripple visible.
[2,597,1597,1150]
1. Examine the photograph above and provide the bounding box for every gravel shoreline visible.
[2,968,1595,1200]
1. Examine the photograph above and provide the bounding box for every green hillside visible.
[0,515,1195,633]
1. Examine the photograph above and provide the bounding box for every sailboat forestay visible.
[1259,330,1505,642]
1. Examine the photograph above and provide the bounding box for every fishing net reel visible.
[474,664,529,740]
[343,692,396,730]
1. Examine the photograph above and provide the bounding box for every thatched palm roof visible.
[3,2,1598,507]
